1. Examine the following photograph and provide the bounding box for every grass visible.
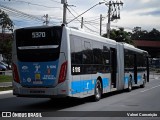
[0,75,12,82]
[0,86,12,91]
[0,75,12,91]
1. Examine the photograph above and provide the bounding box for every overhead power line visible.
[67,7,99,34]
[67,2,105,24]
[50,0,61,4]
[6,0,61,9]
[0,4,43,21]
[0,4,62,25]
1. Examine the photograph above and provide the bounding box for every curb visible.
[0,90,12,95]
[0,85,12,87]
[0,82,12,88]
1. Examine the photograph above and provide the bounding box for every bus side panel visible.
[70,73,111,98]
[69,31,111,98]
[69,34,94,98]
[55,27,70,96]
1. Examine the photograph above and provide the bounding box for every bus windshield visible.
[16,26,62,62]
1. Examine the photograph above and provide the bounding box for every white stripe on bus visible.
[18,45,59,50]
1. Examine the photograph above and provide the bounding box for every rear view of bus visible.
[12,26,68,98]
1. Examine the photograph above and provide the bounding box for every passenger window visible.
[70,36,82,64]
[83,41,93,64]
[102,46,110,65]
[93,41,103,64]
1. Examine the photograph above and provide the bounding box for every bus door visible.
[147,57,149,82]
[134,54,137,84]
[110,48,117,88]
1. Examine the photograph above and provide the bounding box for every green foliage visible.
[103,27,133,44]
[132,27,160,41]
[0,37,12,65]
[103,27,160,43]
[0,10,13,65]
[0,9,14,32]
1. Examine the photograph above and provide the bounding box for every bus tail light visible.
[58,61,67,83]
[12,63,20,83]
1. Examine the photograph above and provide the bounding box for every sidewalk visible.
[0,82,12,87]
[0,82,12,95]
[0,70,12,76]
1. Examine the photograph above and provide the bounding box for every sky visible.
[0,0,160,34]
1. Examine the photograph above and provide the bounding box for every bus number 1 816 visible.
[72,67,80,73]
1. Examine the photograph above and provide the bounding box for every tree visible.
[103,27,133,44]
[148,28,160,41]
[0,36,12,66]
[131,27,160,41]
[0,9,13,33]
[0,9,13,66]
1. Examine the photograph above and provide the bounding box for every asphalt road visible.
[0,75,160,120]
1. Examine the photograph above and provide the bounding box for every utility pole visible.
[81,17,84,29]
[61,0,67,25]
[107,1,111,38]
[43,14,49,25]
[100,14,102,36]
[105,0,123,38]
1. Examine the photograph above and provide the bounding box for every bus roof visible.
[67,26,117,46]
[14,25,148,55]
[66,26,148,55]
[122,42,148,55]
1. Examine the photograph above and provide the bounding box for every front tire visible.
[94,80,102,101]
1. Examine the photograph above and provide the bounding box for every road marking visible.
[155,77,159,79]
[140,84,160,93]
[0,90,12,95]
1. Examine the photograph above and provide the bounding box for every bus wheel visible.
[94,80,102,101]
[140,75,146,88]
[127,79,132,92]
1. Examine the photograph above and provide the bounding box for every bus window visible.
[70,37,82,64]
[124,49,134,72]
[82,40,93,64]
[16,26,62,62]
[92,41,103,65]
[102,46,110,65]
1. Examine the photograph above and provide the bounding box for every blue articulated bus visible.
[12,25,149,101]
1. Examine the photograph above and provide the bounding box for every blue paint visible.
[124,75,142,85]
[71,81,83,94]
[124,76,129,85]
[102,78,109,88]
[137,75,142,81]
[71,78,109,94]
[18,60,59,87]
